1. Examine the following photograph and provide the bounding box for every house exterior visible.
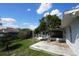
[0,27,19,38]
[62,8,79,55]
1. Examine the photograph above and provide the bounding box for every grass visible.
[0,38,59,56]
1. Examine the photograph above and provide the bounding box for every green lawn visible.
[0,38,59,56]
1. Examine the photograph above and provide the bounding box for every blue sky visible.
[0,3,79,30]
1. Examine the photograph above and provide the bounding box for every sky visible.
[0,3,79,30]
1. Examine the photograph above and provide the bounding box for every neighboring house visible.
[6,27,19,33]
[62,8,79,55]
[0,28,4,37]
[0,27,18,38]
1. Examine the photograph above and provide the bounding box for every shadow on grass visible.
[2,43,22,51]
[9,44,22,51]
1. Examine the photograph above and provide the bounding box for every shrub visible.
[17,29,32,39]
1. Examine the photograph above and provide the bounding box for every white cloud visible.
[50,9,62,19]
[3,24,19,28]
[29,25,37,30]
[75,4,79,8]
[72,4,79,9]
[43,9,63,19]
[27,8,31,11]
[1,18,18,28]
[50,9,61,16]
[1,18,16,25]
[44,12,50,17]
[37,3,52,14]
[22,22,38,30]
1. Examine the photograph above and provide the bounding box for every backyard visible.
[0,38,59,56]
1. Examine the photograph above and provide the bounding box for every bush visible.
[0,32,18,51]
[17,29,32,39]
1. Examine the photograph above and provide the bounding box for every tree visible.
[35,15,61,34]
[35,17,46,34]
[39,17,46,32]
[45,15,61,29]
[45,15,61,35]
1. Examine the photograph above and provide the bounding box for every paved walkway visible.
[30,41,76,56]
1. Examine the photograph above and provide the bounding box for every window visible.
[69,26,72,42]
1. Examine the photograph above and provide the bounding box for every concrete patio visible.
[30,41,76,56]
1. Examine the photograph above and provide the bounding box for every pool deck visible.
[30,41,76,56]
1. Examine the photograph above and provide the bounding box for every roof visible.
[0,27,18,33]
[0,28,3,30]
[61,8,79,27]
[64,8,79,14]
[0,28,5,31]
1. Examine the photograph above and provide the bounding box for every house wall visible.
[65,19,79,55]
